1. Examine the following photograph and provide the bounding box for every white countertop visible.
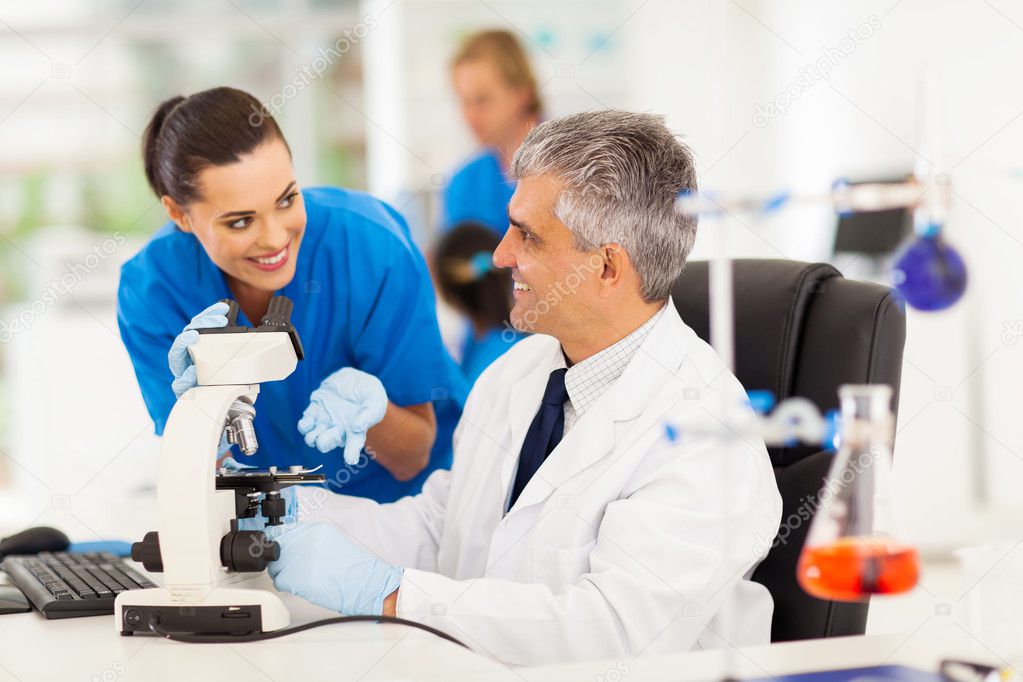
[1,489,1019,681]
[0,595,1009,682]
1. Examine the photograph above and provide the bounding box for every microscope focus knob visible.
[130,531,164,573]
[220,530,280,573]
[261,491,287,526]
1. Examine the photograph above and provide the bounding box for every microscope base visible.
[114,587,290,636]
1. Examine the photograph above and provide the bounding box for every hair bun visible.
[142,95,186,196]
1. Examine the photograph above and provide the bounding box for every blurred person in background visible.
[117,86,467,503]
[443,30,543,235]
[434,221,524,386]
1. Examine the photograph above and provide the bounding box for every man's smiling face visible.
[493,174,603,337]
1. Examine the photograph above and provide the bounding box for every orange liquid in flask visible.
[798,537,919,601]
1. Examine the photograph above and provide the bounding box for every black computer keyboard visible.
[1,551,156,619]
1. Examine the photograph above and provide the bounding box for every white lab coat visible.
[295,301,783,666]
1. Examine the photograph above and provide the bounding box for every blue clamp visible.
[823,409,842,451]
[469,251,494,279]
[762,190,790,214]
[747,390,776,414]
[832,177,852,217]
[663,422,680,444]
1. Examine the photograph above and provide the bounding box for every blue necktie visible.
[509,368,569,508]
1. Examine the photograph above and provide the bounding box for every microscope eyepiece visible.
[259,296,293,328]
[220,298,241,327]
[199,295,304,361]
[256,295,304,360]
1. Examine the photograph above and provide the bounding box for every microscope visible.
[115,296,324,637]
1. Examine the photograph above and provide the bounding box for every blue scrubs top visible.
[117,186,468,503]
[443,149,515,235]
[460,325,525,387]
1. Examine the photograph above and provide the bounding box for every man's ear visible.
[597,244,629,297]
[161,195,192,233]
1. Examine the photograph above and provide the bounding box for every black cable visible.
[147,613,469,649]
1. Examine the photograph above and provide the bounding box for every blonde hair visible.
[452,30,543,116]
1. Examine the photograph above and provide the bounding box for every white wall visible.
[0,229,161,537]
[619,0,1023,549]
[358,0,1023,548]
[361,0,634,244]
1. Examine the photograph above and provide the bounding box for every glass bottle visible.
[797,384,919,601]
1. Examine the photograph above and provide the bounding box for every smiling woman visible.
[141,89,305,323]
[117,87,468,502]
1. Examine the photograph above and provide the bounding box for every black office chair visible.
[672,259,906,642]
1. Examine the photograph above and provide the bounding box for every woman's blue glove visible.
[219,454,255,471]
[167,302,232,458]
[298,368,388,466]
[168,301,230,398]
[268,522,402,616]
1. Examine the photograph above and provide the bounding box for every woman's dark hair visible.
[142,87,289,204]
[435,222,512,331]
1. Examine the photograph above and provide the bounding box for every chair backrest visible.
[671,259,906,642]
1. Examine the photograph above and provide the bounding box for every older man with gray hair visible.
[267,110,783,666]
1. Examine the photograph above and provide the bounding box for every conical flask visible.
[797,384,919,601]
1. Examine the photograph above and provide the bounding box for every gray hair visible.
[510,110,698,302]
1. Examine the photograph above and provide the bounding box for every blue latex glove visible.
[268,522,403,616]
[219,454,254,471]
[168,301,230,398]
[298,368,388,466]
[167,302,233,458]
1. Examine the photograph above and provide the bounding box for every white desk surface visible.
[0,587,1008,682]
[0,573,508,682]
[521,620,1008,682]
[0,490,1016,681]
